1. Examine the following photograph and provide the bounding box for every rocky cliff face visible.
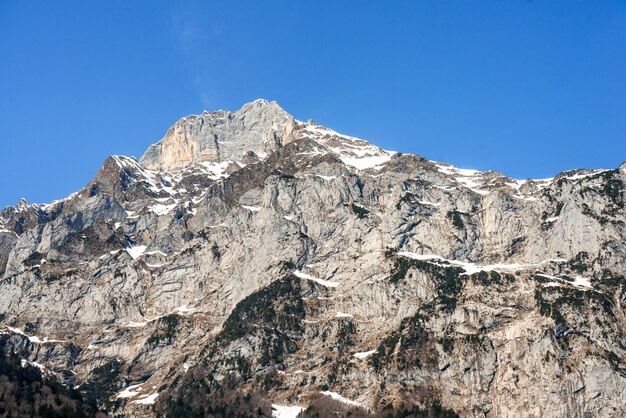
[0,100,624,418]
[140,99,297,171]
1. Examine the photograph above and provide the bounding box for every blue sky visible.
[1,1,625,208]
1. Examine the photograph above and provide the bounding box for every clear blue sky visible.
[1,1,625,208]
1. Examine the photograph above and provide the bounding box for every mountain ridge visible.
[0,99,624,417]
[5,98,624,210]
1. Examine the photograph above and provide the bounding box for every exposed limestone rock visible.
[140,99,296,171]
[0,100,624,417]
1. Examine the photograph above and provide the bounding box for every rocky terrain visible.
[0,99,624,417]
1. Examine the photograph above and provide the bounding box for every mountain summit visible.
[140,99,297,171]
[0,100,624,417]
[139,99,395,174]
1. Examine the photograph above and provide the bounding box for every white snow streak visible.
[242,205,262,212]
[320,391,366,409]
[398,252,568,276]
[294,270,338,288]
[339,154,392,170]
[353,350,377,360]
[537,274,593,289]
[5,327,66,344]
[124,321,148,328]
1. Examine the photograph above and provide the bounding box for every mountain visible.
[0,99,624,418]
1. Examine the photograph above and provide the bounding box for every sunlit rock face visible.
[140,99,297,171]
[0,100,624,418]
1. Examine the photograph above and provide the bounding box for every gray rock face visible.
[0,100,624,417]
[140,99,296,171]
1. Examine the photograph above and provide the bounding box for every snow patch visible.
[126,245,147,260]
[571,276,592,288]
[294,270,338,288]
[176,305,195,314]
[7,326,26,336]
[339,153,392,170]
[417,200,441,207]
[271,404,304,418]
[5,327,66,344]
[21,359,49,374]
[537,274,593,289]
[208,223,228,228]
[198,161,233,180]
[148,202,178,216]
[144,250,169,257]
[435,164,489,195]
[116,384,143,399]
[132,392,159,405]
[353,350,377,360]
[242,205,262,212]
[302,123,361,141]
[124,321,148,328]
[301,123,394,171]
[335,312,353,318]
[146,262,167,269]
[561,169,610,182]
[543,282,563,288]
[320,391,366,409]
[398,252,566,276]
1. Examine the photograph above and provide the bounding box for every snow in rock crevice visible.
[353,349,377,360]
[294,270,338,288]
[319,391,367,409]
[126,245,147,260]
[398,251,568,276]
[5,326,67,344]
[536,274,593,290]
[242,205,262,212]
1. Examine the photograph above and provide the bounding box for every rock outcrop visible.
[140,99,296,171]
[0,100,624,417]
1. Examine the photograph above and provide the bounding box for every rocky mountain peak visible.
[16,198,30,211]
[139,99,297,171]
[0,101,624,417]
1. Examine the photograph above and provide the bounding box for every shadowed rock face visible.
[0,100,625,417]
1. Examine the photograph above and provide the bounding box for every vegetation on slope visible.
[0,337,103,418]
